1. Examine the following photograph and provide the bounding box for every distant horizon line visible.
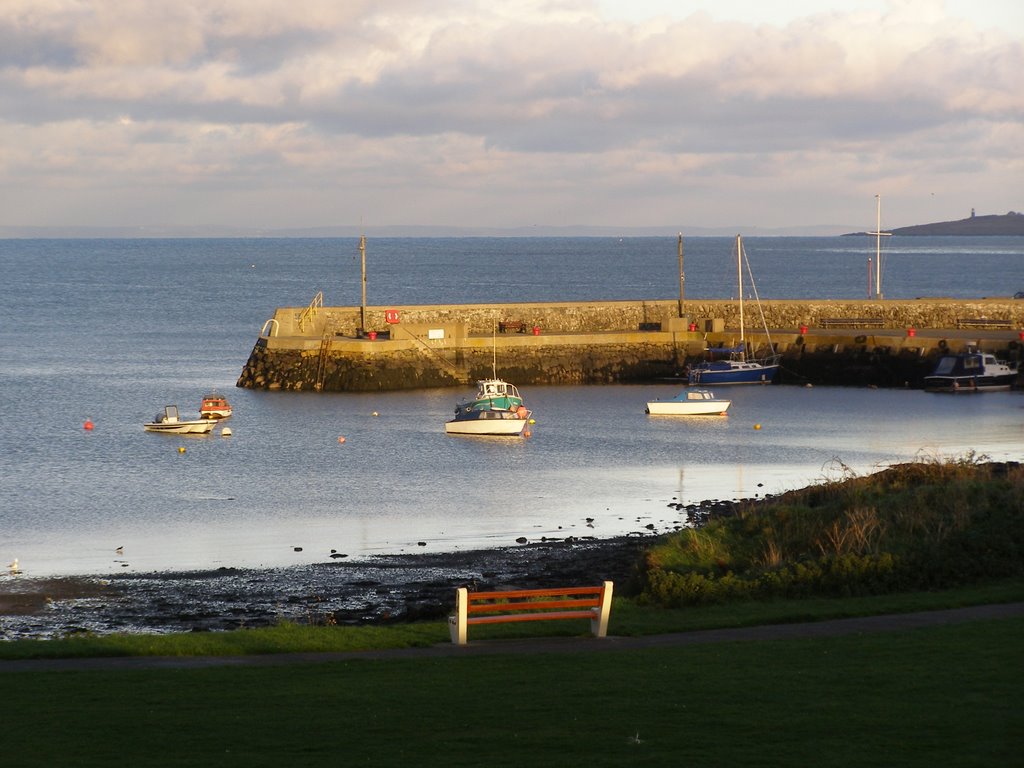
[0,222,871,239]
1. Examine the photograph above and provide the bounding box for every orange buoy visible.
[83,419,94,430]
[754,424,762,430]
[337,436,346,444]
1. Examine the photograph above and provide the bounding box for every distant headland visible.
[845,210,1024,236]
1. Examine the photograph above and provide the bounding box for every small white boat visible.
[646,389,731,416]
[445,379,532,436]
[144,405,216,434]
[199,392,232,419]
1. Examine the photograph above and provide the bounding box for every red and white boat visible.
[199,392,233,419]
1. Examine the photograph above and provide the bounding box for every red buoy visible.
[83,419,94,431]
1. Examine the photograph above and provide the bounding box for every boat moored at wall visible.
[923,351,1018,392]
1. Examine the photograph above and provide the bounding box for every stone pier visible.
[236,298,1024,391]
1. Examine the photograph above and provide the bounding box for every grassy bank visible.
[640,457,1024,606]
[2,615,1020,767]
[1,577,1022,660]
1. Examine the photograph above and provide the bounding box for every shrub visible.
[639,460,1024,607]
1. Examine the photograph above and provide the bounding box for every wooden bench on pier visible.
[498,320,526,333]
[956,317,1013,330]
[819,317,885,329]
[449,582,614,645]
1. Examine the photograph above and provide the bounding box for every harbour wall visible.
[254,297,1024,338]
[237,298,1024,392]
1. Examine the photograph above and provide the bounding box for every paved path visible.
[2,602,1021,674]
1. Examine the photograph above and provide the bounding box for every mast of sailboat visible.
[868,194,891,300]
[736,234,745,360]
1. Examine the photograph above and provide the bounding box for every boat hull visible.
[646,389,731,415]
[688,362,778,385]
[922,375,1015,393]
[646,401,730,415]
[144,420,216,434]
[445,410,531,436]
[199,408,232,419]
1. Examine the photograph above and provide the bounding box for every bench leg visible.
[591,580,614,638]
[450,586,468,645]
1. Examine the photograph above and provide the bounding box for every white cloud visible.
[0,0,1021,231]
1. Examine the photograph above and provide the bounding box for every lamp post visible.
[359,234,367,332]
[677,232,685,316]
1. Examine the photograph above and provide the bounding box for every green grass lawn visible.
[3,617,1019,767]
[2,577,1021,660]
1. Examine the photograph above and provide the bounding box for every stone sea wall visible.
[237,298,1024,392]
[265,298,1024,337]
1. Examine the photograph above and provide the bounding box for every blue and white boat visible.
[445,378,532,436]
[923,350,1018,392]
[688,235,780,386]
[687,350,779,386]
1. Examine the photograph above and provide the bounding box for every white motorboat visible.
[646,389,731,416]
[445,379,532,436]
[144,405,216,434]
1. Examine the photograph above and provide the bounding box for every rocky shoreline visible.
[0,535,654,640]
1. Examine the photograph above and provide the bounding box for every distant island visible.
[845,210,1024,236]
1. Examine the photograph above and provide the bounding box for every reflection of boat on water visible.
[688,235,780,386]
[923,351,1018,392]
[646,389,731,416]
[445,379,532,436]
[199,392,232,419]
[144,405,216,434]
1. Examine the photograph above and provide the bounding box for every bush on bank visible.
[639,457,1024,607]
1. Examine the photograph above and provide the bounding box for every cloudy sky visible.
[1,0,1021,234]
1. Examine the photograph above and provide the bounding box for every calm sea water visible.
[1,236,1022,579]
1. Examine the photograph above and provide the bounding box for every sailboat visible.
[444,325,533,436]
[687,235,780,385]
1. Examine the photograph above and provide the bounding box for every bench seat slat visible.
[467,610,597,625]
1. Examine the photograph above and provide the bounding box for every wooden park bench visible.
[498,320,526,333]
[956,318,1013,329]
[449,582,614,645]
[819,317,885,329]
